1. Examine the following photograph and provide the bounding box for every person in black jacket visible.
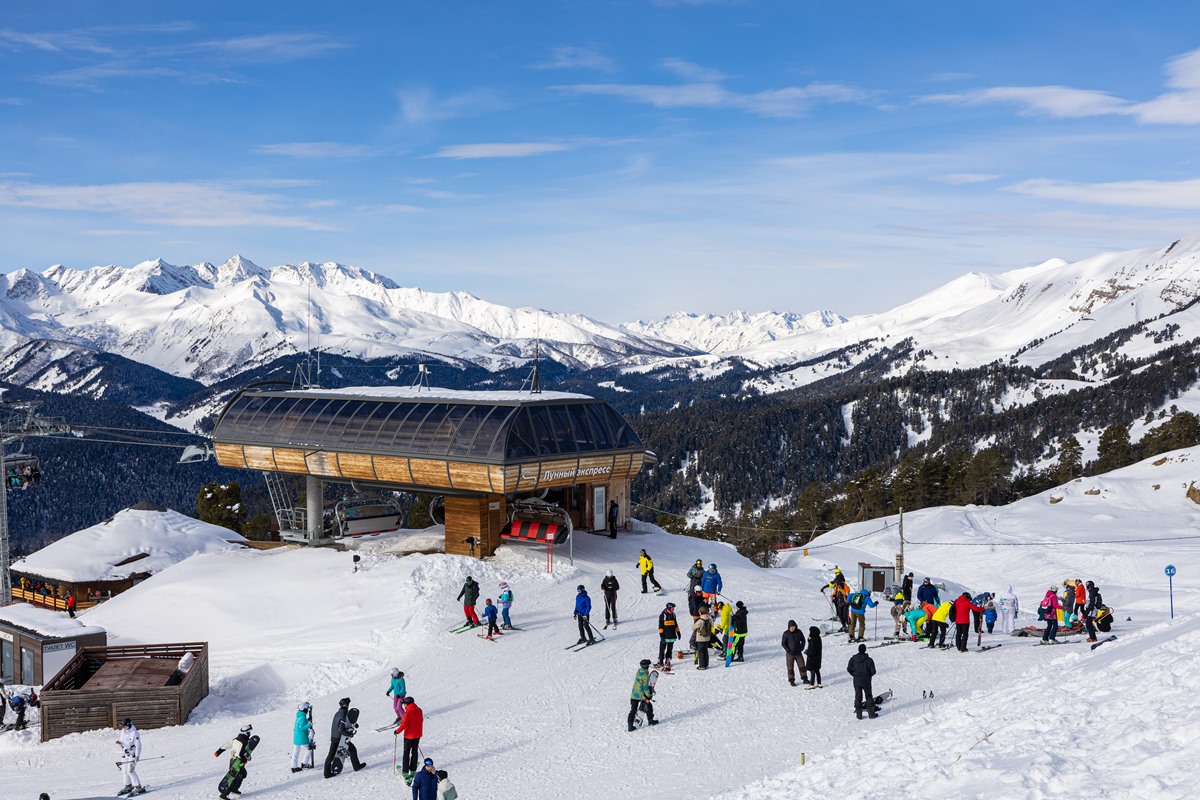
[607,499,619,538]
[456,577,481,627]
[901,572,914,604]
[601,570,620,627]
[1082,580,1103,642]
[806,626,823,687]
[846,644,877,719]
[656,602,680,670]
[323,697,364,777]
[781,621,807,686]
[730,601,749,661]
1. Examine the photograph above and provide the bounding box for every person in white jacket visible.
[115,717,145,796]
[995,585,1019,634]
[436,768,459,800]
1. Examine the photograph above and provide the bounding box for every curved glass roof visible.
[213,389,644,463]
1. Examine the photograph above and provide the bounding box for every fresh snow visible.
[623,309,846,354]
[4,447,1199,799]
[288,385,592,402]
[0,602,105,639]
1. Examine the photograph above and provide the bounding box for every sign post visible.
[1165,565,1176,619]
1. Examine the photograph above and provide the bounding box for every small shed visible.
[39,642,209,742]
[0,603,107,685]
[859,562,897,594]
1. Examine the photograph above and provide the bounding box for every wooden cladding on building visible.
[443,495,505,558]
[215,443,641,495]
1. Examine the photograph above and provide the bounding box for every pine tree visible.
[197,482,247,533]
[1095,424,1133,473]
[1052,435,1084,484]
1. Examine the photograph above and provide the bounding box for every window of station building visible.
[504,408,539,460]
[345,401,397,449]
[584,404,615,450]
[20,646,34,685]
[295,399,349,443]
[566,404,596,450]
[401,403,451,453]
[546,405,579,453]
[324,400,369,446]
[271,397,318,441]
[445,405,497,457]
[371,403,419,450]
[1,638,12,682]
[605,406,642,448]
[218,394,270,439]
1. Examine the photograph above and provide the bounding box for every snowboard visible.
[725,633,746,667]
[326,708,360,777]
[633,670,659,728]
[218,734,260,795]
[1090,635,1118,651]
[851,688,893,711]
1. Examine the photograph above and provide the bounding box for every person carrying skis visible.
[214,724,254,800]
[481,598,501,640]
[324,697,365,777]
[821,569,849,632]
[115,717,144,796]
[995,584,1019,634]
[1039,586,1063,643]
[411,757,439,800]
[806,626,823,687]
[656,602,680,670]
[456,577,481,627]
[730,600,749,661]
[387,669,407,725]
[700,563,723,605]
[574,585,596,645]
[498,581,515,629]
[952,592,985,652]
[781,620,807,686]
[627,659,658,731]
[693,611,714,670]
[608,499,620,539]
[846,644,878,719]
[846,589,877,642]
[1082,580,1103,642]
[601,570,620,627]
[686,559,704,593]
[394,697,424,783]
[292,702,314,773]
[916,577,940,606]
[637,549,662,593]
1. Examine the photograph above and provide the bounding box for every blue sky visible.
[2,2,1200,323]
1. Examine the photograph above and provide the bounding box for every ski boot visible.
[627,723,636,732]
[118,787,134,797]
[128,788,147,797]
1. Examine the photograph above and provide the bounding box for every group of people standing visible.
[1038,578,1106,643]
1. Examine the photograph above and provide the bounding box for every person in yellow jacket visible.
[712,600,733,652]
[926,601,953,649]
[637,549,662,594]
[821,570,851,632]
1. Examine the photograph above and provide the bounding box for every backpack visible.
[848,592,866,610]
[1037,604,1050,621]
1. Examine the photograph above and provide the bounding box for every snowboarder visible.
[686,559,704,593]
[700,563,723,605]
[656,602,680,670]
[115,717,144,796]
[608,499,619,538]
[627,659,658,731]
[693,612,714,670]
[1083,580,1103,642]
[291,702,314,773]
[846,644,878,719]
[821,569,849,631]
[324,697,365,777]
[996,584,1019,634]
[387,669,407,724]
[730,600,749,661]
[435,769,458,800]
[806,626,823,687]
[637,549,662,593]
[411,757,439,799]
[574,585,597,644]
[953,593,985,651]
[781,620,807,686]
[847,589,877,642]
[600,570,620,627]
[481,598,501,639]
[498,581,515,629]
[1040,586,1063,642]
[394,697,424,783]
[456,577,481,627]
[214,724,255,800]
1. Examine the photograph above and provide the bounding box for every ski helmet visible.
[403,696,415,705]
[391,667,401,677]
[695,559,703,566]
[665,602,675,609]
[708,564,717,570]
[606,569,614,577]
[639,659,652,667]
[240,724,253,734]
[424,758,435,767]
[1086,580,1095,588]
[122,718,132,727]
[577,584,585,592]
[499,581,508,589]
[298,702,311,711]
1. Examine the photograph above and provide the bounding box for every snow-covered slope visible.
[0,256,695,383]
[4,446,1197,799]
[622,309,846,354]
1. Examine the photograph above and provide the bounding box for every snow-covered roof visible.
[274,385,593,403]
[11,506,246,584]
[0,602,105,639]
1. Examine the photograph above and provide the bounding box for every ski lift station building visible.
[210,387,652,557]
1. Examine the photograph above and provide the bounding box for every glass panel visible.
[606,406,643,448]
[505,408,538,459]
[547,405,577,453]
[299,399,349,442]
[446,406,488,457]
[276,398,321,440]
[484,407,519,459]
[347,401,392,448]
[21,647,34,684]
[567,404,595,451]
[526,407,560,456]
[219,394,268,439]
[407,404,452,453]
[374,403,420,449]
[585,404,615,450]
[328,400,367,446]
[1,639,12,683]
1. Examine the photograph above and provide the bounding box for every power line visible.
[904,534,1200,546]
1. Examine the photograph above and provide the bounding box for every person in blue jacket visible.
[971,591,993,634]
[291,702,313,772]
[847,589,877,642]
[574,585,596,645]
[700,564,723,603]
[410,757,439,799]
[481,598,501,640]
[915,577,940,606]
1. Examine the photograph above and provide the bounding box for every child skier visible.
[387,669,407,724]
[291,702,314,772]
[498,581,515,629]
[482,598,501,639]
[456,577,481,627]
[115,717,145,796]
[984,602,997,634]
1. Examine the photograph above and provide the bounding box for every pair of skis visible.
[449,622,481,634]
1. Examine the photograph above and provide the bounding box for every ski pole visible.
[587,620,607,641]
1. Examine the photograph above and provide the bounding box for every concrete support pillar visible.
[307,475,323,542]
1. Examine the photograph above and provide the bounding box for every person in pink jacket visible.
[1040,586,1063,643]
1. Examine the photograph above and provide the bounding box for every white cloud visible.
[921,86,1130,118]
[937,173,1001,185]
[557,80,867,117]
[1005,177,1200,210]
[430,142,571,159]
[179,33,344,62]
[0,180,337,230]
[395,87,506,126]
[661,58,727,82]
[383,204,424,213]
[255,142,375,158]
[532,46,615,73]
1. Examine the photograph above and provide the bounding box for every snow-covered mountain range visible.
[621,309,847,353]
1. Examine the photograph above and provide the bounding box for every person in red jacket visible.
[393,697,424,782]
[951,593,985,652]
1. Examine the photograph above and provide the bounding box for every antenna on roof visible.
[521,311,543,394]
[293,271,321,389]
[412,363,431,392]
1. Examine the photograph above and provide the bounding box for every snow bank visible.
[0,602,105,638]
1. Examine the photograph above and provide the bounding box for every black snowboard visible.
[327,708,360,777]
[218,734,260,795]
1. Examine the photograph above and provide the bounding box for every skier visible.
[435,769,458,800]
[387,669,407,725]
[916,577,940,606]
[411,757,439,799]
[1040,586,1063,642]
[781,620,807,686]
[637,549,662,593]
[574,585,597,645]
[66,592,77,619]
[1083,580,1103,643]
[481,598,501,640]
[324,697,365,777]
[656,602,680,670]
[700,563,723,605]
[821,569,849,631]
[846,644,878,719]
[806,626,823,687]
[498,581,515,629]
[890,591,908,636]
[846,589,877,642]
[904,605,928,640]
[627,659,658,731]
[600,569,620,627]
[686,559,704,593]
[730,600,749,661]
[952,592,985,652]
[1061,580,1077,625]
[214,724,255,800]
[926,601,952,648]
[711,599,732,654]
[1075,579,1088,628]
[692,611,714,670]
[607,499,619,538]
[394,697,424,783]
[456,576,481,627]
[995,584,1019,634]
[291,702,314,773]
[115,717,144,796]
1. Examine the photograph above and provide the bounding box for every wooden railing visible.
[9,588,101,611]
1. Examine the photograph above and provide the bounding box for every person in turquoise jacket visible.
[626,659,657,731]
[498,581,515,629]
[387,668,407,725]
[291,702,313,772]
[904,606,928,640]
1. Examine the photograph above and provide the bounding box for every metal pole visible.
[0,441,9,604]
[897,507,904,576]
[1169,574,1174,619]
